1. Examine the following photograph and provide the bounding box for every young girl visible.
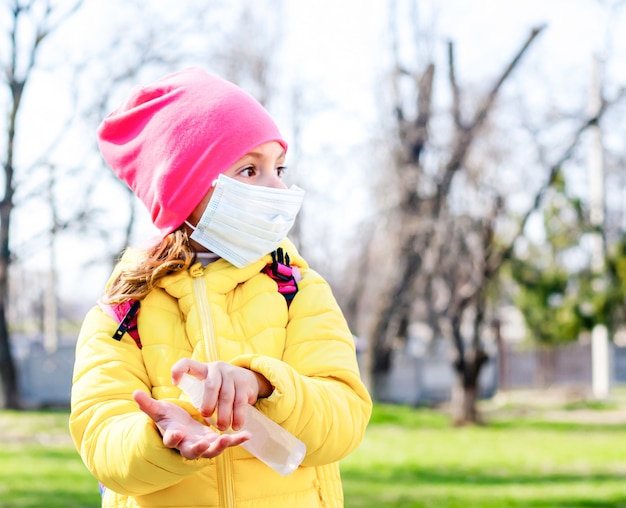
[69,67,372,508]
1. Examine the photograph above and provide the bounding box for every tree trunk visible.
[450,379,479,426]
[0,71,18,408]
[0,249,19,409]
[450,351,487,426]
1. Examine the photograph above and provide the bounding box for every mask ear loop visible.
[185,177,220,233]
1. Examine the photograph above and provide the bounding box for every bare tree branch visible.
[435,25,547,214]
[448,40,462,128]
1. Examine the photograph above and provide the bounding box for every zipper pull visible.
[190,262,204,278]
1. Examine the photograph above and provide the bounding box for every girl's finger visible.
[171,358,208,385]
[200,432,250,459]
[216,375,236,430]
[133,390,163,420]
[231,388,250,431]
[161,428,186,449]
[202,365,223,418]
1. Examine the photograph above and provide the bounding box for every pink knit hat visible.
[97,67,288,236]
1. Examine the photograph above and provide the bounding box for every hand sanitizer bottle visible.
[177,373,306,476]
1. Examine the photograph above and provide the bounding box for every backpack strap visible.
[97,299,142,349]
[262,248,301,306]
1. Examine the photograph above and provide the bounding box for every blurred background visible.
[1,0,626,431]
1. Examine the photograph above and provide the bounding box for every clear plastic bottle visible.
[177,373,306,476]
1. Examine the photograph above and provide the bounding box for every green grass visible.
[1,400,626,507]
[0,410,100,508]
[341,403,626,507]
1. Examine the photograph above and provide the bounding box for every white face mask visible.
[186,174,305,268]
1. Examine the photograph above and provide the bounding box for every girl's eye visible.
[276,165,287,177]
[239,166,255,177]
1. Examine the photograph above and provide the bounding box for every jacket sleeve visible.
[231,268,373,467]
[69,306,208,496]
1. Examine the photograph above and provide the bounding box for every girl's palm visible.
[133,390,250,459]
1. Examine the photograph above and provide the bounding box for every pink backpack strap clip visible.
[97,299,142,349]
[262,248,301,306]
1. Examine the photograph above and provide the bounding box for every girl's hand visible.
[133,390,250,459]
[171,358,273,432]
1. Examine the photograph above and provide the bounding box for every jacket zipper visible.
[193,276,236,508]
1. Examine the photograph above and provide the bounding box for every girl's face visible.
[185,141,288,245]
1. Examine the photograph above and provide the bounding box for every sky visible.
[5,0,625,312]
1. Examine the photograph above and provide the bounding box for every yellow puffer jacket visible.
[69,239,372,508]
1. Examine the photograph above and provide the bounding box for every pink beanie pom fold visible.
[97,67,287,236]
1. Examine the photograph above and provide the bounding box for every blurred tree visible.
[358,18,547,423]
[509,171,626,386]
[507,173,594,386]
[0,0,84,408]
[350,0,620,425]
[605,238,626,328]
[510,174,591,344]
